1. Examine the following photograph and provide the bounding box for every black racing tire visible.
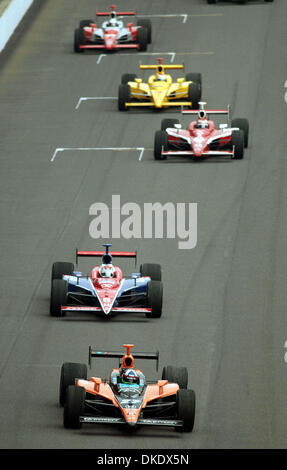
[162,366,188,389]
[232,130,244,160]
[176,389,196,432]
[64,385,85,429]
[140,263,162,281]
[74,28,86,53]
[51,262,74,282]
[207,0,216,4]
[146,280,163,318]
[59,362,87,406]
[121,74,137,85]
[185,73,202,94]
[79,19,94,29]
[188,82,201,110]
[118,84,130,111]
[137,27,148,52]
[154,130,168,160]
[136,19,152,43]
[231,118,249,148]
[161,118,180,131]
[264,0,273,2]
[50,279,67,317]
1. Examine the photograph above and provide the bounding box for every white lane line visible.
[97,54,106,64]
[94,50,214,66]
[75,96,117,110]
[137,13,223,23]
[51,147,146,162]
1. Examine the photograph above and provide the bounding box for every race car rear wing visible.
[140,63,184,71]
[88,344,159,370]
[182,104,231,120]
[76,246,137,265]
[96,5,136,17]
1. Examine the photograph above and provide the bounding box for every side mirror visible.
[91,377,102,392]
[219,123,228,130]
[174,124,182,129]
[177,78,184,83]
[127,23,133,28]
[158,379,168,393]
[135,78,142,85]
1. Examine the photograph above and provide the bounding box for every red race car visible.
[60,344,196,432]
[74,5,151,53]
[154,102,249,161]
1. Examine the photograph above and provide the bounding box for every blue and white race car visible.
[50,244,162,319]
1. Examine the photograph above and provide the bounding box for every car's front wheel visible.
[231,130,244,160]
[64,385,85,429]
[176,389,196,432]
[146,280,163,318]
[59,363,87,406]
[118,84,130,111]
[154,130,168,160]
[50,279,67,317]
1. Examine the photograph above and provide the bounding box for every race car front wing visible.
[80,416,183,427]
[61,306,152,314]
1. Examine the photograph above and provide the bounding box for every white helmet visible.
[157,74,167,81]
[100,264,115,278]
[108,18,118,26]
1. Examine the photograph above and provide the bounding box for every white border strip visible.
[0,0,34,52]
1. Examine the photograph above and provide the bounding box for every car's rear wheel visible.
[146,280,163,318]
[137,27,148,52]
[137,19,152,43]
[79,19,94,29]
[231,118,249,148]
[121,74,137,85]
[176,389,195,432]
[59,363,87,406]
[140,263,162,281]
[161,118,180,131]
[188,83,201,109]
[51,262,74,282]
[154,130,168,160]
[118,84,130,111]
[50,279,67,317]
[232,130,244,160]
[162,366,188,389]
[74,28,86,53]
[64,385,85,429]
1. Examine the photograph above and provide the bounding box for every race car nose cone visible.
[127,421,136,428]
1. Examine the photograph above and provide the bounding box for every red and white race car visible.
[154,102,249,161]
[74,5,151,53]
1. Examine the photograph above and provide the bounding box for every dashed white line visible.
[51,147,146,162]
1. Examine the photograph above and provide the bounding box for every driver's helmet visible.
[195,109,209,128]
[99,263,115,278]
[108,18,118,27]
[157,74,167,81]
[121,369,140,385]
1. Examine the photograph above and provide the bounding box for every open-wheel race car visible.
[154,101,249,160]
[74,5,151,53]
[60,344,196,432]
[50,244,163,319]
[118,58,202,111]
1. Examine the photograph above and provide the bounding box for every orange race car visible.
[60,344,196,432]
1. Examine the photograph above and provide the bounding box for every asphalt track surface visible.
[0,0,286,450]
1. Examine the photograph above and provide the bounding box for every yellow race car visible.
[118,58,202,111]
